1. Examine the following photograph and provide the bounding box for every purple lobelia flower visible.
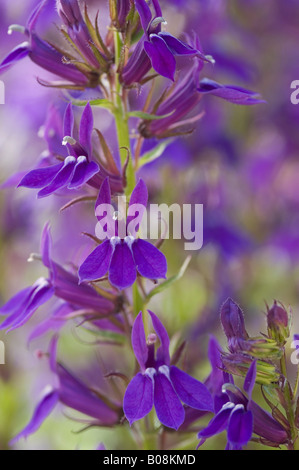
[197,78,266,105]
[78,177,167,290]
[56,0,106,70]
[181,335,233,431]
[123,311,213,430]
[0,224,117,332]
[0,1,89,87]
[198,357,289,449]
[18,103,100,198]
[121,0,207,84]
[198,360,257,450]
[140,58,204,138]
[11,337,120,443]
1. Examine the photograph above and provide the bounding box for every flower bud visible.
[222,353,280,385]
[229,336,282,360]
[267,301,290,345]
[220,298,249,342]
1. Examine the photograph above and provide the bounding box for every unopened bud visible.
[220,298,249,342]
[229,336,282,360]
[267,301,290,345]
[222,353,280,385]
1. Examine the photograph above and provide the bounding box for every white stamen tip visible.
[62,135,76,146]
[147,333,157,345]
[8,24,26,35]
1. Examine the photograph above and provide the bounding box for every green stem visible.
[294,366,299,398]
[113,30,135,195]
[280,351,298,448]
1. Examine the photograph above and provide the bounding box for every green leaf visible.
[72,98,115,111]
[139,138,174,167]
[146,256,192,302]
[127,110,174,120]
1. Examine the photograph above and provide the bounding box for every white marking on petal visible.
[158,365,170,380]
[64,156,76,165]
[77,155,87,164]
[221,402,235,411]
[233,404,245,412]
[145,367,156,380]
[110,236,121,247]
[124,235,135,248]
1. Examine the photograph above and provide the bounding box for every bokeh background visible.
[1,0,299,450]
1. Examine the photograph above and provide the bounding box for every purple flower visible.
[140,59,204,138]
[0,1,88,87]
[11,337,120,443]
[198,361,256,450]
[0,224,116,332]
[18,103,100,198]
[121,0,207,84]
[18,102,124,196]
[123,311,213,430]
[56,0,104,69]
[78,178,167,290]
[198,358,288,449]
[197,78,266,105]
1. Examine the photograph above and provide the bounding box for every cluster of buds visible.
[217,298,299,449]
[220,298,289,385]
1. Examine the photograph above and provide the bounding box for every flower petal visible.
[135,0,152,33]
[79,103,93,158]
[18,163,63,189]
[10,389,59,444]
[6,280,54,331]
[78,239,113,283]
[68,158,99,189]
[95,177,111,213]
[244,360,257,401]
[64,103,74,137]
[40,223,52,269]
[198,403,234,439]
[0,286,33,316]
[57,364,118,424]
[108,242,136,289]
[123,373,154,425]
[227,405,253,448]
[170,366,214,412]
[159,32,200,56]
[154,373,185,430]
[148,310,170,365]
[132,239,167,280]
[144,35,176,81]
[37,157,76,198]
[0,42,30,73]
[205,335,225,396]
[197,78,265,105]
[131,312,148,371]
[127,178,148,234]
[28,302,72,343]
